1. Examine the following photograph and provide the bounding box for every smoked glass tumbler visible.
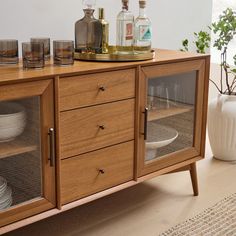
[31,38,50,60]
[53,40,74,66]
[22,42,45,69]
[0,39,19,64]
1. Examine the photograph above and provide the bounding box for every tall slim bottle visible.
[134,0,152,53]
[116,0,134,54]
[75,0,103,53]
[98,8,109,54]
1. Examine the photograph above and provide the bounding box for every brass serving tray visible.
[74,46,155,62]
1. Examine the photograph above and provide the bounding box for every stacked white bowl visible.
[0,176,12,210]
[0,102,26,142]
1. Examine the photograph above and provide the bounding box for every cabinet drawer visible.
[59,69,135,111]
[60,99,135,159]
[61,141,134,204]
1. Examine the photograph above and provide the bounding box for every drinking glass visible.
[156,84,170,109]
[53,40,74,66]
[22,42,45,69]
[0,39,18,65]
[31,38,50,60]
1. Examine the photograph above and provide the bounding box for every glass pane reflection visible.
[145,71,197,161]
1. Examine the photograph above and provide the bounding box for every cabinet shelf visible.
[148,106,193,121]
[148,100,193,121]
[0,138,37,160]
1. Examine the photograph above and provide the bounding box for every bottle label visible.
[125,23,133,40]
[138,25,151,41]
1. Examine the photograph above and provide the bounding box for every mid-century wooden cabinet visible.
[0,80,56,228]
[0,49,210,234]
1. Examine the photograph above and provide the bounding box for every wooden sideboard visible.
[0,49,210,234]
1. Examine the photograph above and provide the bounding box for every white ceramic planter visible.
[208,94,236,161]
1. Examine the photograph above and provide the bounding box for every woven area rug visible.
[159,193,236,236]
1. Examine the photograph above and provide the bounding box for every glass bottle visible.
[116,0,134,54]
[75,0,102,53]
[134,0,152,53]
[98,8,109,54]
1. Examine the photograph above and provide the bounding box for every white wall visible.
[0,0,212,53]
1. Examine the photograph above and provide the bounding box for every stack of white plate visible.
[0,176,12,210]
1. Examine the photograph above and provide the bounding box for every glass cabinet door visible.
[0,80,55,227]
[138,60,206,176]
[146,71,196,161]
[0,97,42,209]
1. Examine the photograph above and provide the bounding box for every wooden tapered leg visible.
[189,162,199,196]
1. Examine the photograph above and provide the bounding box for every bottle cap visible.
[83,0,96,9]
[139,0,146,8]
[122,0,129,9]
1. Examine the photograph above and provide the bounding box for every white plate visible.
[0,186,7,197]
[0,186,12,204]
[0,197,12,210]
[0,176,7,188]
[146,123,178,150]
[0,176,7,197]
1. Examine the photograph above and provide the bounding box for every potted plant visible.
[181,8,236,161]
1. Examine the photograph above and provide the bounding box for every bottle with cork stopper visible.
[134,0,152,53]
[116,0,134,54]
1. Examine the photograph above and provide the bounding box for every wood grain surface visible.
[61,141,134,204]
[60,99,135,159]
[59,69,135,111]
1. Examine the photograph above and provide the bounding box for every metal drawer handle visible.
[48,128,55,167]
[99,125,105,130]
[99,85,106,91]
[99,169,105,174]
[142,107,148,141]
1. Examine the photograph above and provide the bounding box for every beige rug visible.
[160,193,236,236]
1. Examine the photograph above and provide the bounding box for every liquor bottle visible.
[134,0,152,53]
[98,8,109,54]
[116,0,134,54]
[75,0,103,53]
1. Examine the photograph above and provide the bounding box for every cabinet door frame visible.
[0,79,56,227]
[136,59,208,177]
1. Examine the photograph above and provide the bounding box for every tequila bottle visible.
[116,0,134,54]
[75,0,102,53]
[134,0,152,53]
[98,8,109,54]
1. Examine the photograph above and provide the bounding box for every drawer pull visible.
[99,169,105,174]
[99,86,106,92]
[99,125,105,130]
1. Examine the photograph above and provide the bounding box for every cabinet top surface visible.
[0,49,209,84]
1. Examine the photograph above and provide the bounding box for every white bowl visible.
[146,124,178,150]
[0,102,26,142]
